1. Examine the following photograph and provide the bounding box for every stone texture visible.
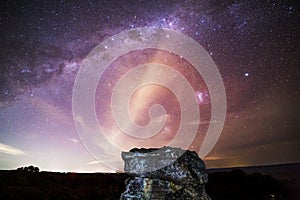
[120,146,212,200]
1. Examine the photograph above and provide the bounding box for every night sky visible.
[0,0,299,172]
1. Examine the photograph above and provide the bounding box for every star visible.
[0,0,298,172]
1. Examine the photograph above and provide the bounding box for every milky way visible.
[0,0,299,172]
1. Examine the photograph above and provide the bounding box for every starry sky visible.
[0,0,299,172]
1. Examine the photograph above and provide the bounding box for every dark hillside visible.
[0,163,299,199]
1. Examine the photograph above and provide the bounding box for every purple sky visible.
[0,0,299,172]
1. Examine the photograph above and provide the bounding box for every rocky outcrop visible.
[120,146,212,200]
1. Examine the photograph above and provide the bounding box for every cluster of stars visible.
[0,0,298,171]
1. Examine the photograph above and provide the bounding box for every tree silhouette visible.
[17,165,39,173]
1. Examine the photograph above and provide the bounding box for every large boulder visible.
[120,146,212,200]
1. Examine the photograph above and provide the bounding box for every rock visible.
[120,146,212,200]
